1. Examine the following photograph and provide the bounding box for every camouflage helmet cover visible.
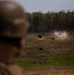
[0,1,28,37]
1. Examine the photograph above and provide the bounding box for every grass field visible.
[16,55,74,69]
[15,33,74,74]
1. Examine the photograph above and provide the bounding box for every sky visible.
[13,0,74,13]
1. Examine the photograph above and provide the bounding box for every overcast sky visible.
[13,0,74,13]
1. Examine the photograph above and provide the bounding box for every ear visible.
[21,37,25,48]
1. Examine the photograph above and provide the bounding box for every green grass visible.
[15,55,74,69]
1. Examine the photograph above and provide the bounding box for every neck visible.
[0,41,17,65]
[0,49,15,65]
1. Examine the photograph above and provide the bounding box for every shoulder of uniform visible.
[0,62,12,75]
[8,64,23,75]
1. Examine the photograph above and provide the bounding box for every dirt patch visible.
[24,69,74,75]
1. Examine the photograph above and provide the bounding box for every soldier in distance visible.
[0,1,28,75]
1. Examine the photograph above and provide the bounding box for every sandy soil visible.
[24,69,74,75]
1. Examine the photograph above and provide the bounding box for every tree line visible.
[26,10,74,33]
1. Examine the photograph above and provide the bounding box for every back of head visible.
[0,1,28,38]
[0,1,29,49]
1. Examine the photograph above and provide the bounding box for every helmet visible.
[0,1,28,38]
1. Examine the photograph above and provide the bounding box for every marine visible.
[0,1,28,75]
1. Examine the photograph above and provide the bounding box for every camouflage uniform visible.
[0,1,28,75]
[0,63,23,75]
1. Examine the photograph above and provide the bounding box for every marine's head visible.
[0,1,28,65]
[0,1,28,37]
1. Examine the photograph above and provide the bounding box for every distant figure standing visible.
[0,1,28,75]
